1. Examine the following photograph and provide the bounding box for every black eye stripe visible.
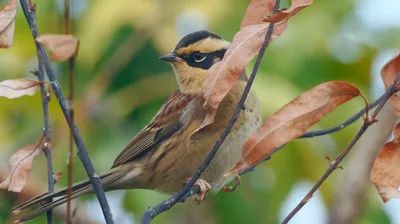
[179,49,227,70]
[208,49,226,59]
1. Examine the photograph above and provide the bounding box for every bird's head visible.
[159,30,230,95]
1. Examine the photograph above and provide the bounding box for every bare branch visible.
[63,0,76,222]
[36,58,54,224]
[329,104,396,224]
[30,4,54,223]
[301,95,384,138]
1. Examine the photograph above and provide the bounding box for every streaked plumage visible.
[12,30,262,223]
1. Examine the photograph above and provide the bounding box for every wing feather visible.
[111,90,193,168]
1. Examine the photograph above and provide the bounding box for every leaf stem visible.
[64,0,75,223]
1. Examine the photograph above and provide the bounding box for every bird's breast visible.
[202,82,262,188]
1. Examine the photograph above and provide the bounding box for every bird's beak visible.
[159,54,178,62]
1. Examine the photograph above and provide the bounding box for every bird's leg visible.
[184,178,212,203]
[221,175,240,192]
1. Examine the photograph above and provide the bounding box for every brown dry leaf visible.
[380,52,400,116]
[263,0,313,23]
[201,23,287,128]
[53,171,64,184]
[241,0,276,28]
[227,81,361,175]
[0,144,42,192]
[201,0,312,128]
[0,78,42,99]
[370,123,400,202]
[36,34,79,62]
[0,0,17,48]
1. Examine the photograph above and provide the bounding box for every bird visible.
[12,30,262,223]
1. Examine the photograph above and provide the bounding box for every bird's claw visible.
[185,178,212,204]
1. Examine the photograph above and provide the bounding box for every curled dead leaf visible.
[0,0,17,48]
[380,52,400,117]
[0,78,42,99]
[241,0,276,28]
[227,81,362,175]
[370,122,400,202]
[36,34,79,62]
[263,0,313,23]
[201,0,312,128]
[0,143,42,192]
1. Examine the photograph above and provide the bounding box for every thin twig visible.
[282,73,400,224]
[19,1,114,223]
[329,104,396,224]
[140,1,281,223]
[31,4,53,224]
[64,0,75,223]
[65,0,70,35]
[301,94,384,138]
[36,57,54,224]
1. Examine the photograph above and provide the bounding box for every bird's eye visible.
[193,52,206,62]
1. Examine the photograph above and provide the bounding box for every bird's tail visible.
[12,169,127,223]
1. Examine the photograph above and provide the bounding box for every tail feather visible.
[13,170,127,223]
[17,184,95,223]
[13,177,94,213]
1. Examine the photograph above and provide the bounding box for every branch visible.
[19,1,114,223]
[301,94,384,138]
[36,53,54,224]
[64,0,76,222]
[141,1,281,223]
[329,103,396,224]
[282,73,400,224]
[31,6,54,224]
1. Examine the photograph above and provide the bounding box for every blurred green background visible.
[1,0,400,223]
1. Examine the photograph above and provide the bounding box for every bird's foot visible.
[185,178,212,203]
[221,175,240,192]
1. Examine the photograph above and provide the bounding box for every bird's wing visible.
[111,90,193,168]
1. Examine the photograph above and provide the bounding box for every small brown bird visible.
[12,30,262,222]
